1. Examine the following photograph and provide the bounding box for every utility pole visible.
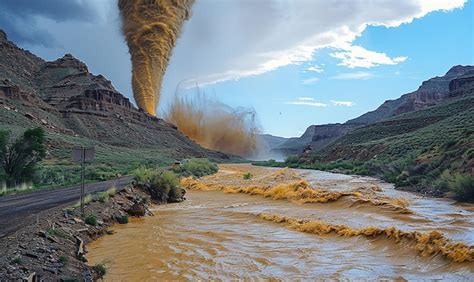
[81,147,85,217]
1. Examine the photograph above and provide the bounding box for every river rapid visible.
[87,164,474,280]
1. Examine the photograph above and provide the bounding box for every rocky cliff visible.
[348,65,474,125]
[0,29,230,164]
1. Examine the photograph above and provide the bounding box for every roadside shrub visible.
[93,263,107,279]
[106,186,116,197]
[72,194,93,208]
[174,158,218,178]
[132,166,155,184]
[243,172,252,180]
[96,192,109,203]
[85,214,97,226]
[149,171,185,203]
[117,215,128,224]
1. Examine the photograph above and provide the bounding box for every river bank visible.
[0,184,153,280]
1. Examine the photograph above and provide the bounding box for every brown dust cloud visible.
[119,0,259,157]
[165,94,260,157]
[118,0,194,116]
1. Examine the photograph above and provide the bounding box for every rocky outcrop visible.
[348,65,474,125]
[449,73,474,93]
[275,123,359,155]
[0,30,44,93]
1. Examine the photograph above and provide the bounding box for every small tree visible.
[0,128,46,187]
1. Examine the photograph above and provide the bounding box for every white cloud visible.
[330,44,408,68]
[287,97,327,107]
[164,0,466,89]
[302,77,320,85]
[331,100,354,107]
[331,71,374,80]
[306,65,324,73]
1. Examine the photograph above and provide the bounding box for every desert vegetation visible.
[132,166,185,203]
[172,158,219,178]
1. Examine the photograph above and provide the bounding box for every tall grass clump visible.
[132,166,156,184]
[149,171,185,203]
[173,158,218,178]
[132,165,186,203]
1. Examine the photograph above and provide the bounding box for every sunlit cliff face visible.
[118,0,194,116]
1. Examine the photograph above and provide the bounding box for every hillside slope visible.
[0,29,230,187]
[275,65,474,156]
[296,75,474,198]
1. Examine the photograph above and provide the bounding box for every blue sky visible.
[0,0,472,138]
[172,1,473,137]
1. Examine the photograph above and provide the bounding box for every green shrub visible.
[106,186,116,197]
[59,255,69,265]
[96,192,109,203]
[285,155,299,164]
[47,228,69,238]
[434,170,474,201]
[449,173,474,201]
[93,263,107,279]
[174,158,218,178]
[72,194,93,208]
[132,166,156,184]
[243,172,252,180]
[85,214,97,226]
[11,256,22,264]
[149,171,185,203]
[117,215,128,224]
[0,128,46,187]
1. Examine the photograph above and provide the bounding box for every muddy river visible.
[88,164,474,280]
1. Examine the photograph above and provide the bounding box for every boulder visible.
[127,202,146,217]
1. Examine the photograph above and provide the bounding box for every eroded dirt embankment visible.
[0,185,153,281]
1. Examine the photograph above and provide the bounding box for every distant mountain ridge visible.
[274,65,474,156]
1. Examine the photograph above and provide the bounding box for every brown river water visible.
[87,164,474,280]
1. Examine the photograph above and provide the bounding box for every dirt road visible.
[0,177,133,238]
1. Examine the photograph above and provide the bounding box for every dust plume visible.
[118,0,194,116]
[165,94,260,157]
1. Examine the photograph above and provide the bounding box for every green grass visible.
[173,158,218,178]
